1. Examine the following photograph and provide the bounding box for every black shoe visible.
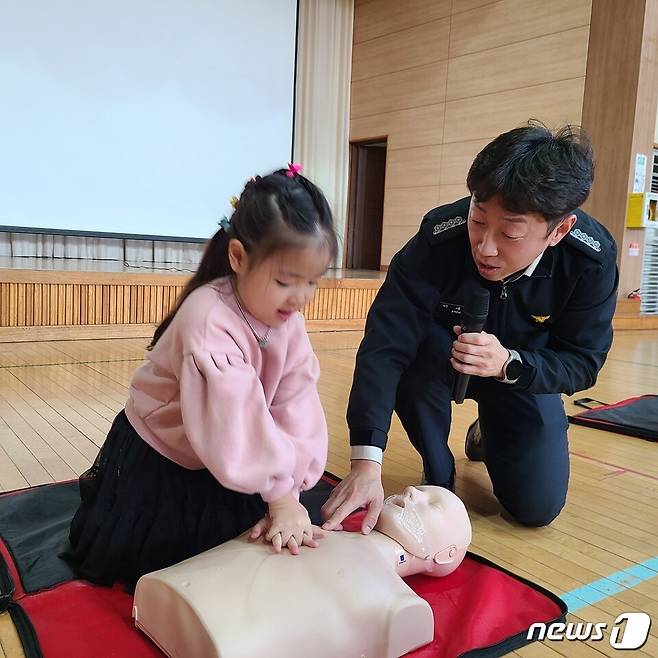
[465,418,484,461]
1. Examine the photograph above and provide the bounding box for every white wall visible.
[0,1,297,240]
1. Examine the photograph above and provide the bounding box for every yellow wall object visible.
[626,193,646,228]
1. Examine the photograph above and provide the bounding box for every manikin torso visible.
[134,531,433,658]
[133,486,472,658]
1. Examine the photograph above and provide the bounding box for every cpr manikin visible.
[133,486,471,658]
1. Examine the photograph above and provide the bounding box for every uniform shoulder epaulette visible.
[563,209,616,264]
[420,197,471,245]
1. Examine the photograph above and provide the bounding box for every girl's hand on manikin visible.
[249,492,324,555]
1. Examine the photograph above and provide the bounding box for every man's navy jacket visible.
[347,197,619,450]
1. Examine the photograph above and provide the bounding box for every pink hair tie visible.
[286,162,302,178]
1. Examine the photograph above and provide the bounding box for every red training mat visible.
[0,478,565,658]
[1,521,565,658]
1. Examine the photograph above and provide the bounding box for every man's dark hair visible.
[466,121,594,232]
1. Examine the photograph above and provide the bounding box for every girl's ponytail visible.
[148,226,232,349]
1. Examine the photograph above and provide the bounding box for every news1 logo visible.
[527,612,651,649]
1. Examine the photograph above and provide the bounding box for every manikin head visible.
[375,486,472,577]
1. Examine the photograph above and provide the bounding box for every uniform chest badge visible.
[531,315,550,324]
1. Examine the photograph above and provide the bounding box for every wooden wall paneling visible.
[440,139,489,185]
[438,184,471,206]
[339,289,348,319]
[73,285,80,325]
[0,270,385,339]
[17,284,25,326]
[346,289,354,318]
[350,104,445,150]
[95,285,103,326]
[349,289,358,317]
[361,290,374,318]
[351,62,448,119]
[384,104,445,150]
[128,286,136,324]
[101,285,111,324]
[347,288,356,318]
[166,287,176,316]
[88,283,101,324]
[49,285,57,326]
[351,289,359,317]
[87,285,94,325]
[41,285,49,326]
[305,291,316,320]
[64,284,73,325]
[386,145,442,188]
[57,284,65,325]
[0,284,7,326]
[323,287,330,319]
[155,286,164,323]
[345,288,359,317]
[80,285,88,325]
[304,292,314,320]
[144,286,151,323]
[443,77,585,143]
[313,290,322,319]
[86,286,94,326]
[99,286,106,325]
[108,285,116,324]
[353,0,450,44]
[381,224,420,264]
[321,288,330,320]
[449,0,591,58]
[148,285,156,324]
[34,284,42,327]
[621,0,658,297]
[8,285,16,327]
[581,0,658,297]
[121,286,130,324]
[137,286,145,324]
[351,0,592,267]
[326,289,334,321]
[25,285,34,326]
[352,18,450,82]
[446,27,589,102]
[99,285,106,324]
[382,187,441,227]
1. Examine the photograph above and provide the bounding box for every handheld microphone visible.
[451,288,490,404]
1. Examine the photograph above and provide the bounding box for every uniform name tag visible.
[439,302,463,316]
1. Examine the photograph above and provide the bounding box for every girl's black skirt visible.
[61,410,266,588]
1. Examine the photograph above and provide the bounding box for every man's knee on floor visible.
[501,495,566,527]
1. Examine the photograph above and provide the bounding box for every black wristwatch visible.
[499,349,523,384]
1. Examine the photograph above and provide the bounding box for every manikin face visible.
[228,239,331,328]
[467,194,576,281]
[375,486,472,576]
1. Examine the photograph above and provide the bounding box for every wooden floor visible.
[0,329,657,656]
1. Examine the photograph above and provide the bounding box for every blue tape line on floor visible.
[564,557,658,613]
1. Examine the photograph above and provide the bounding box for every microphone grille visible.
[465,288,490,316]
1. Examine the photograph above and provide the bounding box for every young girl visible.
[62,167,338,587]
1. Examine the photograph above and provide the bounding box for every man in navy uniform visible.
[322,123,618,532]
